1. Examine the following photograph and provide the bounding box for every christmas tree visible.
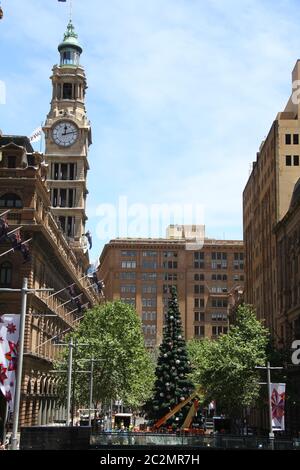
[147,286,194,429]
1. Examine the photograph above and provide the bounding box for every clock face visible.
[52,121,78,147]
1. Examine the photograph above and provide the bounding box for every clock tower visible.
[43,21,91,268]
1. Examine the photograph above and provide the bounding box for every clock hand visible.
[63,131,77,135]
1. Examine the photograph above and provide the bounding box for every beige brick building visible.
[243,60,300,340]
[99,231,244,348]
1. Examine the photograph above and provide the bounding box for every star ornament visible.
[5,341,18,370]
[0,364,8,385]
[271,388,285,422]
[7,323,17,334]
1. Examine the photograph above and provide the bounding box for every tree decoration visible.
[145,286,194,428]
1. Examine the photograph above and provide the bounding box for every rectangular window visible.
[7,156,17,168]
[194,261,205,269]
[294,134,299,145]
[142,298,157,308]
[163,273,177,281]
[60,164,68,180]
[63,83,73,100]
[141,273,157,281]
[68,189,75,208]
[163,261,177,269]
[212,326,227,337]
[194,312,205,322]
[194,274,205,281]
[120,272,136,280]
[194,325,205,337]
[143,251,157,257]
[212,313,228,322]
[60,189,67,207]
[194,298,205,308]
[142,261,157,269]
[67,217,74,237]
[163,251,178,258]
[142,285,157,294]
[120,285,136,294]
[121,261,136,269]
[52,189,58,207]
[294,155,299,166]
[69,163,76,180]
[121,251,136,257]
[194,285,205,294]
[212,299,228,308]
[286,155,292,166]
[53,163,59,180]
[285,134,292,145]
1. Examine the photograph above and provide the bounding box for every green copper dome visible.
[58,20,83,54]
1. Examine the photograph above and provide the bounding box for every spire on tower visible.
[58,20,82,66]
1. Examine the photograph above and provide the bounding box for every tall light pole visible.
[0,278,54,450]
[66,338,74,427]
[88,358,94,427]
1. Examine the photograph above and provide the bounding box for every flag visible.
[271,383,286,431]
[29,127,42,144]
[67,284,76,298]
[85,231,92,250]
[0,314,20,411]
[10,231,22,252]
[0,217,9,242]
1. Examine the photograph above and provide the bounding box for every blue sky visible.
[0,0,300,261]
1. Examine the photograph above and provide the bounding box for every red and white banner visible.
[271,383,286,431]
[0,314,20,411]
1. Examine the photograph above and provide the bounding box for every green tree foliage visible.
[146,287,194,428]
[188,304,269,417]
[55,301,155,410]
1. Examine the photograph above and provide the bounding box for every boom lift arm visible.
[153,390,200,430]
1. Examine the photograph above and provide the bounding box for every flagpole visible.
[70,0,73,21]
[0,238,32,260]
[40,122,43,153]
[11,278,28,450]
[2,401,8,447]
[0,210,11,218]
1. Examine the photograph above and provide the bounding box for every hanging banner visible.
[0,314,20,412]
[271,383,286,431]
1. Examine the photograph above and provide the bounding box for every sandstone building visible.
[99,228,244,348]
[0,22,98,430]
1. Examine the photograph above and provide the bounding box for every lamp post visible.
[0,278,54,450]
[88,358,94,427]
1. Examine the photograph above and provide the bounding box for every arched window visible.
[0,193,23,209]
[0,262,12,286]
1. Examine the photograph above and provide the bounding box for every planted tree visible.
[55,301,155,415]
[188,304,269,419]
